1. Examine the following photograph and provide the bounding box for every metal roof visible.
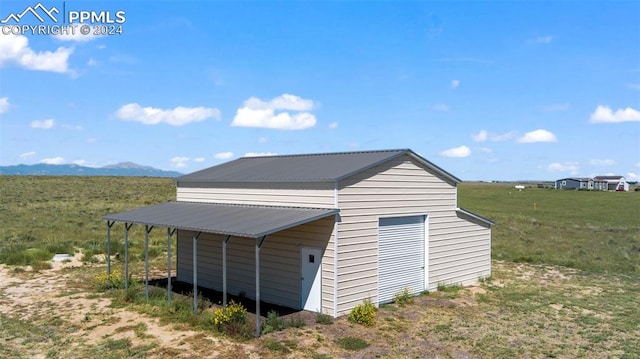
[176,149,461,184]
[103,202,338,238]
[456,208,495,226]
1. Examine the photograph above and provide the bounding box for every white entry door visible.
[300,247,322,311]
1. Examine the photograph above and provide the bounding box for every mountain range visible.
[0,162,183,177]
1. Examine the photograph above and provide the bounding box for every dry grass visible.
[1,177,639,358]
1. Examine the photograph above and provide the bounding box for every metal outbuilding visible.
[104,148,493,335]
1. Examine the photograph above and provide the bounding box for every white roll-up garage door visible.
[378,215,425,304]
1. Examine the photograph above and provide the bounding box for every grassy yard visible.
[0,176,175,268]
[458,182,640,275]
[1,176,639,358]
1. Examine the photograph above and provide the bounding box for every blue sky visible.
[1,1,638,181]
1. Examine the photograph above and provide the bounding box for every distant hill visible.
[0,162,183,177]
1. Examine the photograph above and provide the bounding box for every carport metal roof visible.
[103,201,338,238]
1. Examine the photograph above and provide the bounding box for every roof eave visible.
[456,207,495,226]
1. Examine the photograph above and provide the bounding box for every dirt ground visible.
[1,258,635,358]
[0,255,263,358]
[0,254,483,358]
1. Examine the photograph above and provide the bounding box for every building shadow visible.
[147,277,300,317]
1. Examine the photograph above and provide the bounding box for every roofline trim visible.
[102,202,339,238]
[332,149,461,184]
[406,151,462,184]
[176,149,462,185]
[456,207,495,226]
[252,209,339,237]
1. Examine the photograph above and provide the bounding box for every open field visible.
[1,176,639,358]
[459,182,640,274]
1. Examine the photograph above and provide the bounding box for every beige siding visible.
[176,182,335,208]
[428,213,491,289]
[175,216,336,314]
[335,155,490,315]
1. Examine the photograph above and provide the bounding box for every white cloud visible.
[214,152,234,160]
[440,145,471,158]
[636,162,640,168]
[626,172,639,181]
[269,93,315,111]
[451,80,460,89]
[540,103,570,111]
[87,58,97,67]
[329,121,338,129]
[478,147,493,153]
[72,159,86,166]
[590,159,615,166]
[170,156,189,168]
[472,130,516,142]
[0,97,10,114]
[30,118,55,129]
[40,157,65,165]
[517,129,557,143]
[116,103,221,126]
[589,105,640,123]
[19,151,36,159]
[529,35,554,44]
[547,162,579,175]
[193,157,205,163]
[472,130,488,142]
[54,31,103,42]
[432,104,449,111]
[231,93,317,130]
[244,152,278,157]
[61,124,83,130]
[0,34,73,73]
[258,137,268,144]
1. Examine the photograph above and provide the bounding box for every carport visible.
[103,201,338,336]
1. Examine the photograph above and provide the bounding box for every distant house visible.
[555,177,590,190]
[593,176,629,191]
[555,176,627,191]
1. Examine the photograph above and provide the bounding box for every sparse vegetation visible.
[315,312,333,325]
[93,269,125,291]
[211,301,252,339]
[261,310,285,334]
[393,287,415,306]
[458,182,640,274]
[335,336,370,350]
[263,338,297,353]
[347,299,377,327]
[0,177,639,358]
[262,310,306,334]
[0,176,175,268]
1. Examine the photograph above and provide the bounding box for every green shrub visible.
[348,299,376,326]
[30,260,52,271]
[315,312,333,325]
[262,311,306,334]
[437,282,463,292]
[263,339,297,353]
[286,315,306,328]
[335,336,370,350]
[393,287,415,306]
[94,269,126,291]
[262,310,285,334]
